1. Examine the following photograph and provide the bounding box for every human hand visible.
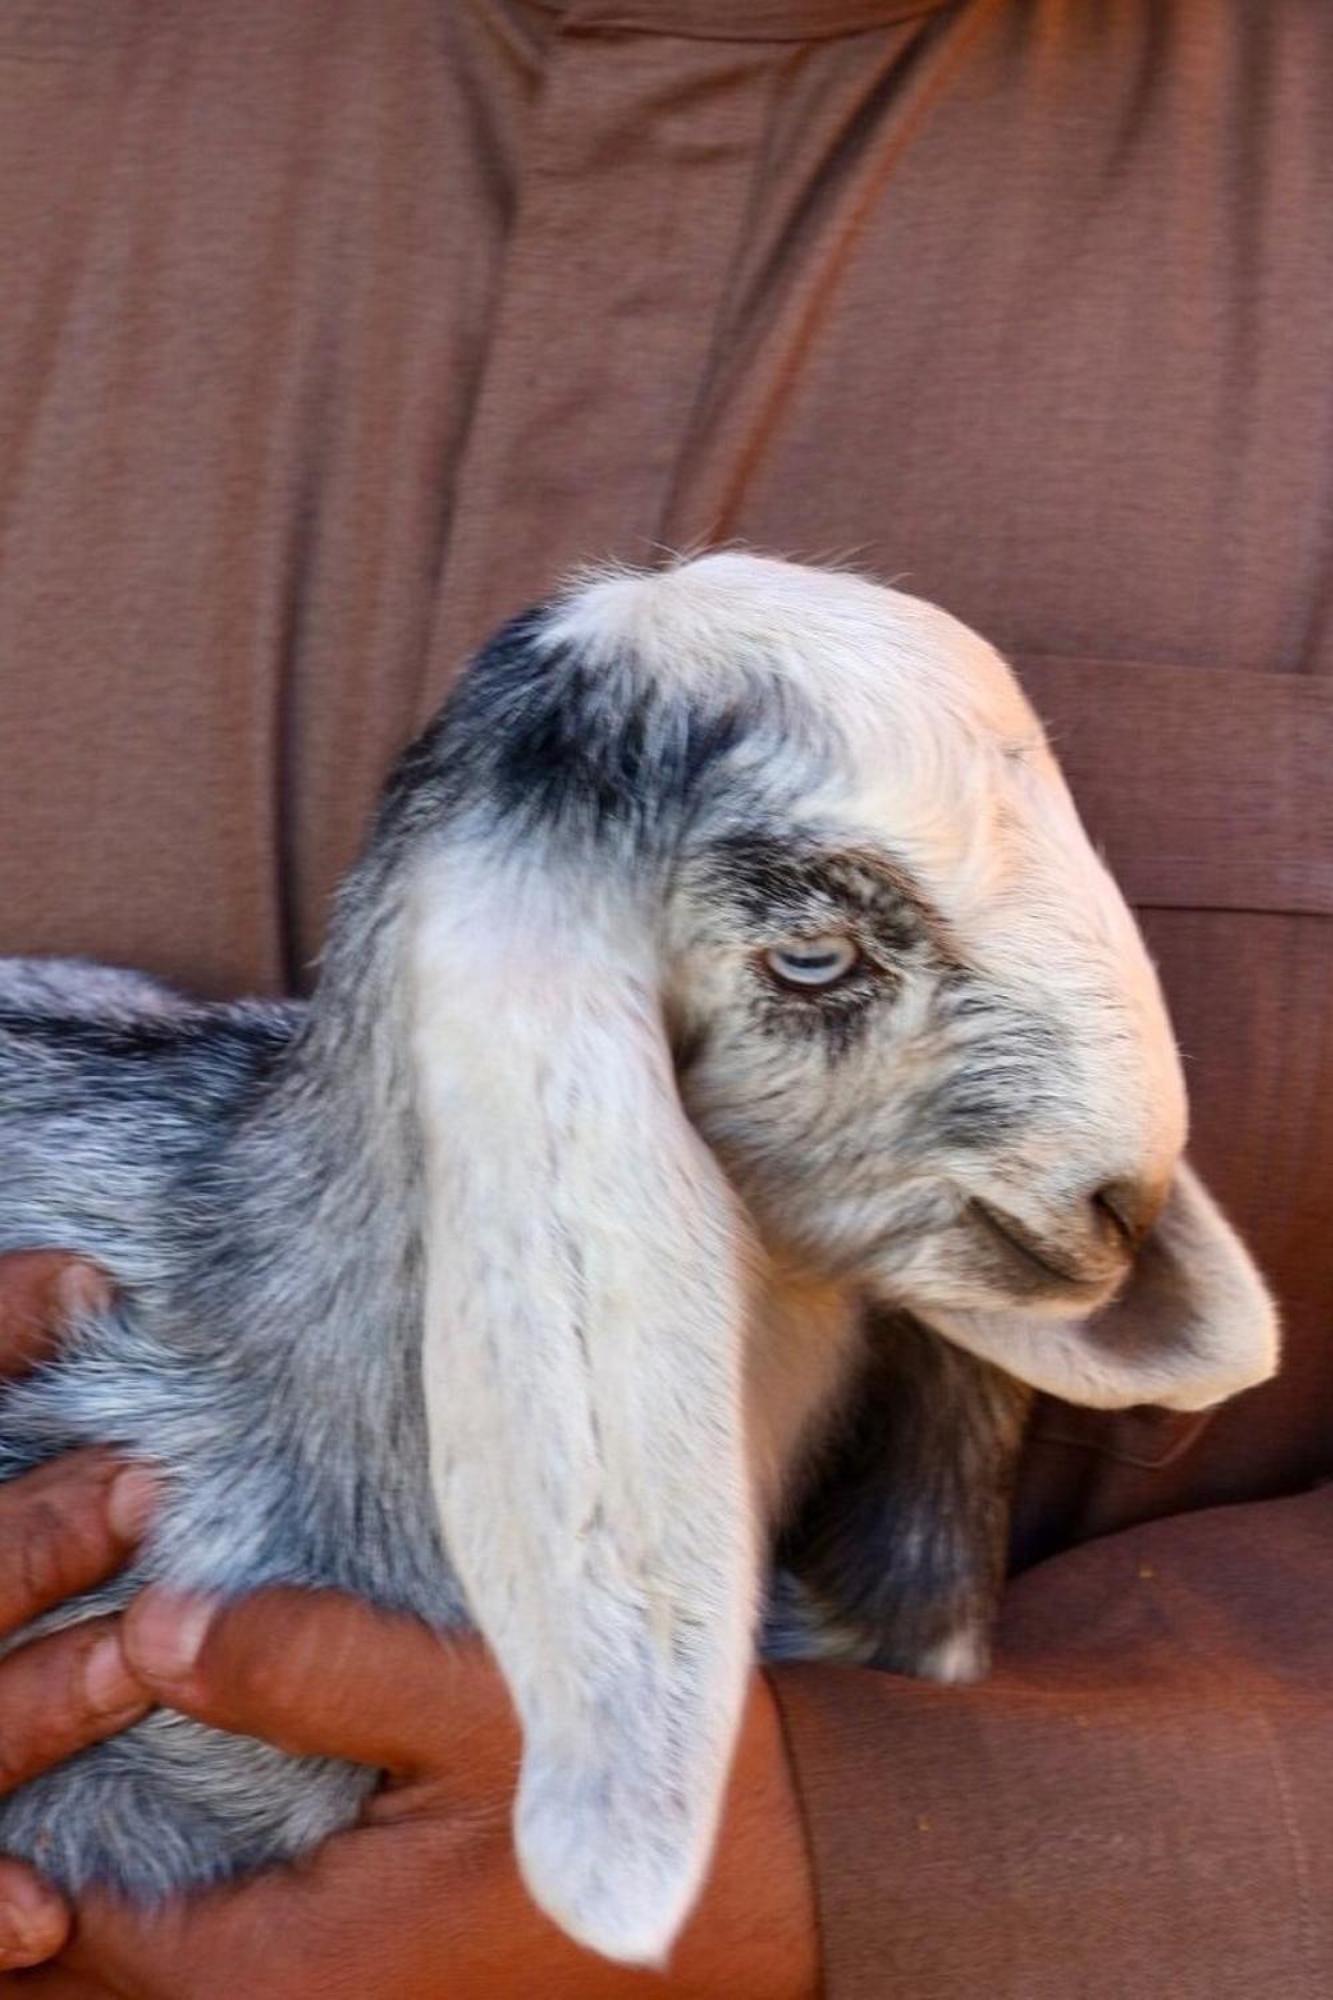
[9,1586,818,1999]
[0,1253,157,1974]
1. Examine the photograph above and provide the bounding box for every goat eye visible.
[763,936,861,990]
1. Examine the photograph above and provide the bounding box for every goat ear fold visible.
[407,859,758,1967]
[928,1163,1279,1412]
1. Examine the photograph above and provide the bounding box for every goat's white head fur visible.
[399,554,1276,1964]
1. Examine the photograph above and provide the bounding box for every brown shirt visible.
[1,2,1330,1993]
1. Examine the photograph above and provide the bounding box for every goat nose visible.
[1091,1176,1168,1252]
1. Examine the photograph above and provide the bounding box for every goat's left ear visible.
[929,1163,1280,1412]
[405,850,759,1968]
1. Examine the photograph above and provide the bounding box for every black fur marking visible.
[778,1313,1031,1674]
[914,977,1071,1148]
[0,1007,295,1116]
[747,970,885,1060]
[386,612,763,860]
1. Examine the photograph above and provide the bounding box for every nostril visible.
[1092,1178,1162,1251]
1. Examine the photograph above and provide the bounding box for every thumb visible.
[122,1586,519,1787]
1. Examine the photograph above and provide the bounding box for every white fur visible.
[917,1629,989,1686]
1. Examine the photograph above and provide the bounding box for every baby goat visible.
[0,555,1276,1965]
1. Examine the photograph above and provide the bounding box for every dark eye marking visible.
[696,829,950,959]
[686,828,956,1060]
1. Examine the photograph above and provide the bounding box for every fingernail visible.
[107,1464,160,1542]
[54,1263,113,1323]
[126,1591,217,1682]
[82,1632,140,1716]
[0,1916,64,1966]
[0,1880,65,1963]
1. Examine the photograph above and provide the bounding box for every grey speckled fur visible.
[0,954,453,1891]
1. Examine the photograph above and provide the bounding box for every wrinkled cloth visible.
[0,2,1329,1993]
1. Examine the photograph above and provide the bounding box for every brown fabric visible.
[0,1,1330,1992]
[778,1485,1333,1998]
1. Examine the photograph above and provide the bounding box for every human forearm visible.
[774,1484,1333,2000]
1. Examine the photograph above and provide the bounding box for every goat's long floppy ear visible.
[929,1164,1279,1412]
[406,847,757,1967]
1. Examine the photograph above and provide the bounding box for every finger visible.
[0,1614,149,1797]
[0,1454,158,1636]
[0,1255,112,1378]
[123,1587,518,1784]
[0,1859,71,1973]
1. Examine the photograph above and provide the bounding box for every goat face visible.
[540,552,1271,1415]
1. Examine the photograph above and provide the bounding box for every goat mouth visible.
[967,1200,1114,1296]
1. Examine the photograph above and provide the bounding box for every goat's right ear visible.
[404,840,759,1968]
[929,1163,1279,1413]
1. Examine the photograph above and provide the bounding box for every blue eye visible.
[763,936,861,989]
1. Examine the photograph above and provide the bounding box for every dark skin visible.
[0,1254,819,1997]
